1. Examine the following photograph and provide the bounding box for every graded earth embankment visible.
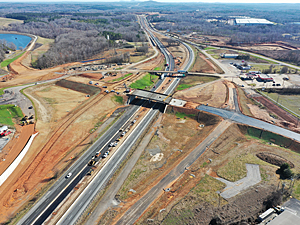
[56,79,100,95]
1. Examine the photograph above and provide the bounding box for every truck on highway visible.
[94,151,101,158]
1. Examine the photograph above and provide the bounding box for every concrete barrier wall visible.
[0,132,38,186]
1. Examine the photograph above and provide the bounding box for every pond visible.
[0,33,32,50]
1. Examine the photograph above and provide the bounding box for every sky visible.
[0,0,299,2]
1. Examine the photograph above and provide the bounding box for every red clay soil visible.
[0,124,34,175]
[253,96,298,125]
[0,95,105,223]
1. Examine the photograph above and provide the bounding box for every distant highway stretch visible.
[17,14,193,225]
[197,105,300,142]
[57,14,194,225]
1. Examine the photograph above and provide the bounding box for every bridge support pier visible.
[163,105,168,114]
[126,95,136,105]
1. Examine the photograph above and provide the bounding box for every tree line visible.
[1,12,146,69]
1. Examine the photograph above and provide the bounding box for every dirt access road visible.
[114,120,231,225]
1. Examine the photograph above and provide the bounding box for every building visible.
[229,18,274,26]
[257,74,274,82]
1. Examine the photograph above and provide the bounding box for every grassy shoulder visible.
[260,91,300,117]
[0,104,23,126]
[176,76,219,91]
[129,73,158,90]
[112,95,124,104]
[108,73,132,82]
[1,51,25,68]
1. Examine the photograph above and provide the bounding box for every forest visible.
[1,12,146,69]
[0,2,300,68]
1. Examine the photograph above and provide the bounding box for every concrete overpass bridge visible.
[127,89,186,111]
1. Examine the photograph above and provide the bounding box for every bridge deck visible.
[131,89,173,104]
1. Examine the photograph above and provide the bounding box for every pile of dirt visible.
[56,79,100,95]
[79,73,104,80]
[161,185,280,225]
[256,152,294,168]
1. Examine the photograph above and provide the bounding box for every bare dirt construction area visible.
[253,96,299,129]
[97,108,222,225]
[174,79,226,107]
[135,123,300,224]
[0,82,123,223]
[190,51,223,74]
[247,103,280,124]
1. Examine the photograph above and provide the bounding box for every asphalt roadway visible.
[18,15,178,225]
[17,102,143,225]
[197,105,300,142]
[56,15,194,224]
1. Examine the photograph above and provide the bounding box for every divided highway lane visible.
[18,15,176,225]
[197,105,300,142]
[17,103,143,225]
[57,103,164,225]
[57,16,189,225]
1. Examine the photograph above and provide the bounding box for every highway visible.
[17,14,190,225]
[56,14,194,225]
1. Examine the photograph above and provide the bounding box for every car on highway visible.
[66,173,72,178]
[109,142,114,147]
[102,151,110,158]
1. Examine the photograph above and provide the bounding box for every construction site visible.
[1,12,300,225]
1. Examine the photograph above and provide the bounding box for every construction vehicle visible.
[87,169,94,175]
[21,120,35,126]
[88,160,96,166]
[95,151,101,158]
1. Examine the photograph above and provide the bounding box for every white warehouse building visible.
[229,18,274,26]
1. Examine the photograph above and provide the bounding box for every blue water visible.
[0,33,32,50]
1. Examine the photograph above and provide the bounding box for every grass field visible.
[0,104,23,126]
[110,73,132,82]
[1,52,25,68]
[176,76,219,91]
[36,36,54,45]
[217,153,269,182]
[175,112,195,119]
[129,73,158,90]
[0,18,23,27]
[112,95,124,104]
[204,47,217,50]
[261,91,300,117]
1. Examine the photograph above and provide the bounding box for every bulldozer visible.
[21,120,35,126]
